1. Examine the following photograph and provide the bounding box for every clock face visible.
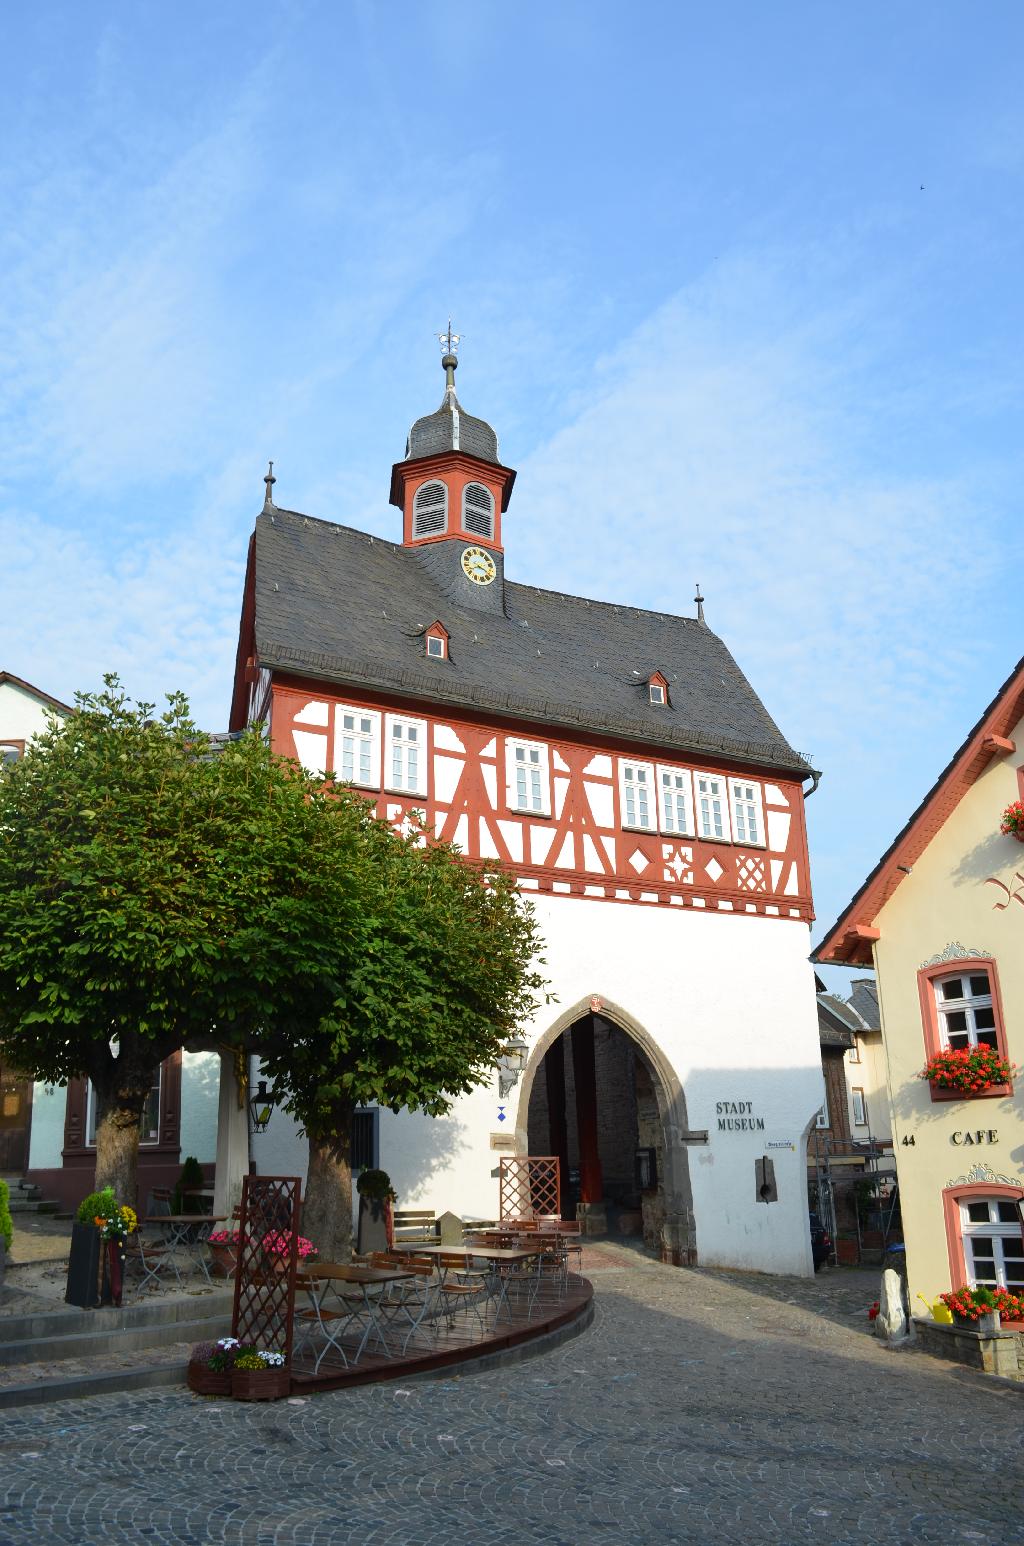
[461,546,497,585]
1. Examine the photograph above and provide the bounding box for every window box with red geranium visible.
[1000,799,1024,842]
[920,1045,1016,1097]
[917,959,1012,1101]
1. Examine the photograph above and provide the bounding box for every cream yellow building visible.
[816,654,1024,1310]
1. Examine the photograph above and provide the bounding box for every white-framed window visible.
[385,715,427,796]
[87,1069,162,1147]
[506,739,550,815]
[619,760,656,831]
[695,773,730,841]
[462,482,494,539]
[426,634,446,660]
[412,479,448,538]
[729,779,763,846]
[657,765,693,835]
[334,706,380,789]
[935,971,998,1052]
[961,1198,1024,1291]
[851,1087,867,1127]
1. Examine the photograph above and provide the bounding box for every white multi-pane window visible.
[851,1088,867,1127]
[506,740,550,815]
[961,1198,1024,1292]
[695,774,729,841]
[657,766,693,835]
[619,761,656,831]
[935,971,998,1052]
[385,715,427,795]
[729,779,763,846]
[335,707,380,788]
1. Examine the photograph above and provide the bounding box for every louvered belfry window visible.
[413,479,448,537]
[462,481,494,539]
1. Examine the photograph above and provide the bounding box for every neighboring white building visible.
[234,345,828,1276]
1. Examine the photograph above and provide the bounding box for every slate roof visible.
[252,507,814,777]
[406,389,499,465]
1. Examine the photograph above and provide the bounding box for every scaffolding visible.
[807,1134,901,1265]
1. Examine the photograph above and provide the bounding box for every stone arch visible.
[513,994,697,1266]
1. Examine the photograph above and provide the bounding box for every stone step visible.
[0,1288,234,1349]
[0,1310,231,1367]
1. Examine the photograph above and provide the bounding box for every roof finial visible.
[437,319,461,392]
[263,460,276,512]
[694,583,705,625]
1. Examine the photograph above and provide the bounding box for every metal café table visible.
[295,1263,417,1372]
[143,1214,227,1287]
[394,1243,542,1322]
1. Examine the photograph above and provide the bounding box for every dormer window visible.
[424,622,449,661]
[462,482,494,539]
[647,672,669,706]
[413,479,448,538]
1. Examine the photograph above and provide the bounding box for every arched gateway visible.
[515,996,697,1266]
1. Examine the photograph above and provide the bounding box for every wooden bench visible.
[392,1209,440,1244]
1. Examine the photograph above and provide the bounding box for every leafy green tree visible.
[0,678,366,1205]
[0,678,547,1253]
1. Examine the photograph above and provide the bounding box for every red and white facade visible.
[235,360,827,1274]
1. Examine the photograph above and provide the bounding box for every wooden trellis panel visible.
[230,1175,302,1360]
[499,1155,561,1220]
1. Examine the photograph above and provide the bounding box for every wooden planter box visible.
[187,1363,233,1397]
[231,1367,289,1402]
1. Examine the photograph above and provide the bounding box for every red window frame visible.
[917,956,1012,1102]
[942,1180,1024,1318]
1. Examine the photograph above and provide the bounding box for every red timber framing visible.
[816,653,1024,966]
[260,673,815,921]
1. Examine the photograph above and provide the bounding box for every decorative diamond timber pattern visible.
[499,1155,561,1221]
[736,854,767,893]
[231,1175,302,1361]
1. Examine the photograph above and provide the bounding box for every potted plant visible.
[260,1231,319,1274]
[1000,799,1024,842]
[356,1169,396,1255]
[231,1348,289,1401]
[66,1187,137,1308]
[207,1228,241,1278]
[187,1336,240,1396]
[940,1284,1002,1334]
[919,1045,1014,1096]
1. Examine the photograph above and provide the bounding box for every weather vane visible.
[437,319,461,357]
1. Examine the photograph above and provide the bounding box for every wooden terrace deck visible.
[288,1272,593,1395]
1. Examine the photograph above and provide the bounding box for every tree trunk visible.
[93,1090,148,1205]
[303,1101,354,1263]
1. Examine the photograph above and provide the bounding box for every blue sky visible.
[2,3,1023,973]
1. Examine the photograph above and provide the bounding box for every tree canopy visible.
[0,677,547,1239]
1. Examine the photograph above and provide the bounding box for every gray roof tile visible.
[253,507,813,776]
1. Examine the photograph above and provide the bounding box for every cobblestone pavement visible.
[1,1243,1022,1546]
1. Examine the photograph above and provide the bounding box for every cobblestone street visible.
[1,1243,1021,1546]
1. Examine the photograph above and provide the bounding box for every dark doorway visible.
[526,1013,665,1244]
[0,1060,33,1173]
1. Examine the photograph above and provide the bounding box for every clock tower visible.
[389,327,516,614]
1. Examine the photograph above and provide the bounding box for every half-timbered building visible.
[231,345,826,1274]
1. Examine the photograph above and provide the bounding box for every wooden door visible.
[0,1062,32,1173]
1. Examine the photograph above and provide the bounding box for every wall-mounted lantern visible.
[497,1035,529,1100]
[248,1079,278,1134]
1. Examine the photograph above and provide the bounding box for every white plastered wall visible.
[254,896,824,1276]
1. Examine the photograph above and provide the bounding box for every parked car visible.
[809,1211,832,1270]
